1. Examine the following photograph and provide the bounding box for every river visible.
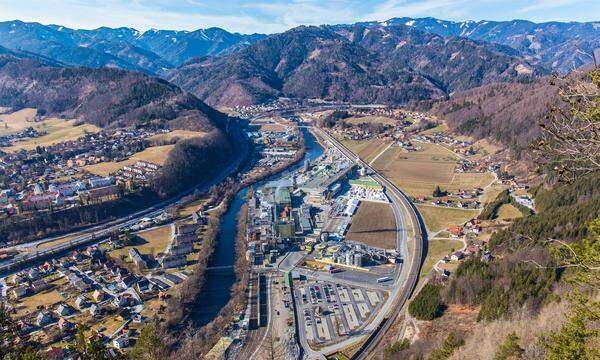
[190,127,325,328]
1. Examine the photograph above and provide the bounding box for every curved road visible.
[314,128,426,359]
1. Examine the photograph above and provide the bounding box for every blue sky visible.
[0,0,598,34]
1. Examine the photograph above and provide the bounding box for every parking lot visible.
[295,280,384,345]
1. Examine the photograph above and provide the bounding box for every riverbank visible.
[162,127,313,357]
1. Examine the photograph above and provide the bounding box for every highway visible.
[314,128,426,359]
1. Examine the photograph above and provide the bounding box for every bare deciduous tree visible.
[535,70,600,182]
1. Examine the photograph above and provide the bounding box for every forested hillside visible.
[0,54,226,131]
[428,77,559,152]
[390,69,600,360]
[168,24,540,107]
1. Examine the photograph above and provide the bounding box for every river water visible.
[190,127,324,328]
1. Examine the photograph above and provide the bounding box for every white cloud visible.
[0,0,597,34]
[517,0,583,13]
[362,0,474,22]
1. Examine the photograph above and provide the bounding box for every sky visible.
[0,0,598,34]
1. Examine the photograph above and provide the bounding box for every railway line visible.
[315,128,426,359]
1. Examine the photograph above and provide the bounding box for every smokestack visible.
[594,48,600,68]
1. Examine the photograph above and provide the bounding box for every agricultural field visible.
[416,205,479,234]
[372,143,458,197]
[12,276,68,318]
[449,172,495,191]
[481,182,509,204]
[84,144,175,176]
[372,143,495,197]
[421,239,463,279]
[419,123,448,135]
[8,120,99,151]
[341,138,391,163]
[346,201,397,249]
[345,115,398,126]
[178,197,208,218]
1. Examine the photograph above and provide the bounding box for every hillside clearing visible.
[148,130,205,144]
[6,119,100,151]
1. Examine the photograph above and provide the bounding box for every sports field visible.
[346,201,397,249]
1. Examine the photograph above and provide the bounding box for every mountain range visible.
[377,17,600,72]
[168,24,540,107]
[0,20,265,75]
[0,17,597,110]
[0,49,225,131]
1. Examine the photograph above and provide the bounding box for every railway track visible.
[315,129,426,359]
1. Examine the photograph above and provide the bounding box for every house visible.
[133,314,143,324]
[136,278,151,293]
[17,320,33,333]
[31,279,50,293]
[92,290,105,302]
[128,248,147,270]
[57,317,73,331]
[55,304,73,317]
[112,335,129,349]
[89,304,100,316]
[160,254,187,269]
[75,295,88,310]
[192,210,208,225]
[71,251,85,262]
[28,268,41,280]
[36,311,53,326]
[118,275,137,289]
[449,225,464,237]
[465,245,479,256]
[10,274,26,285]
[450,251,465,261]
[112,296,129,308]
[12,285,28,299]
[45,347,65,360]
